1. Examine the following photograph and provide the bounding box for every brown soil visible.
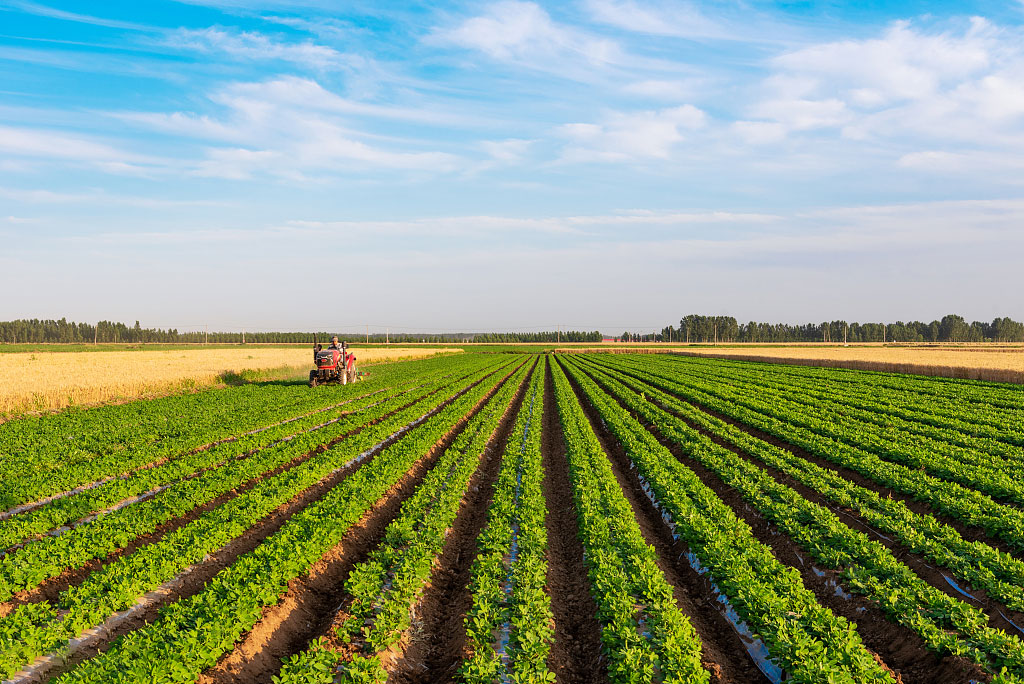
[386,361,535,684]
[0,368,506,620]
[539,361,609,684]
[195,359,527,684]
[555,358,772,684]
[566,359,991,684]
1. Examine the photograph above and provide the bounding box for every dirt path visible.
[540,361,608,684]
[386,361,535,684]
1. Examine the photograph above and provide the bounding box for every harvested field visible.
[0,346,462,417]
[3,351,1024,684]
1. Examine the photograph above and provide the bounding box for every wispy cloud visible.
[1,1,153,31]
[162,27,358,71]
[0,186,227,208]
[115,77,464,179]
[583,0,729,40]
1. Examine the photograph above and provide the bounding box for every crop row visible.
[593,355,1024,553]
[654,358,1024,503]
[275,359,535,683]
[0,359,513,680]
[461,356,553,684]
[650,358,1024,503]
[692,354,1024,409]
[568,356,1024,681]
[669,355,1024,454]
[550,358,709,683]
[554,356,893,683]
[583,358,1024,616]
[0,365,462,553]
[0,354,471,510]
[49,357,523,684]
[0,360,503,607]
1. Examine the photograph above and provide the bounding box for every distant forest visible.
[633,314,1024,344]
[2,316,1023,345]
[0,319,603,344]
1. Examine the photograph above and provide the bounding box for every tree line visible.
[0,319,603,345]
[639,314,1024,344]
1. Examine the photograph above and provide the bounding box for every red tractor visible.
[309,338,363,387]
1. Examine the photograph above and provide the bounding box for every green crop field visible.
[2,351,1023,684]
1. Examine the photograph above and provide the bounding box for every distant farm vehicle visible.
[309,338,366,387]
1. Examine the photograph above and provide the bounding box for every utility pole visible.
[242,329,245,345]
[844,324,848,346]
[94,322,98,345]
[205,325,208,345]
[366,325,369,344]
[386,328,389,345]
[714,322,718,345]
[557,325,560,344]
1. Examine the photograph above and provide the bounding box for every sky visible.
[1,0,1023,334]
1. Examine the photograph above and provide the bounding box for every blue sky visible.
[2,0,1023,334]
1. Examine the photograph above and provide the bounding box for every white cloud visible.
[0,186,227,208]
[0,125,162,173]
[3,1,152,31]
[559,104,706,161]
[740,18,1024,151]
[480,138,534,163]
[116,77,464,179]
[431,1,635,80]
[164,27,358,71]
[622,79,700,100]
[584,0,728,40]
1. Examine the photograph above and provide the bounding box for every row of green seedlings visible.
[553,356,893,684]
[0,383,393,523]
[671,355,1024,448]
[273,359,535,683]
[549,359,709,684]
[653,357,1024,502]
[0,358,503,608]
[461,356,553,684]
[596,354,1024,554]
[47,357,524,684]
[0,358,513,681]
[0,355,431,508]
[698,352,1024,409]
[0,361,475,553]
[567,356,1024,682]
[581,358,1024,640]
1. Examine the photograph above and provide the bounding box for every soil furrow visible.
[195,360,528,684]
[555,358,772,684]
[540,360,608,684]
[567,360,988,684]
[386,361,535,684]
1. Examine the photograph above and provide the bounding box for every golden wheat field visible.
[0,347,461,417]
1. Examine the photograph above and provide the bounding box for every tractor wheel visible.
[309,370,318,388]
